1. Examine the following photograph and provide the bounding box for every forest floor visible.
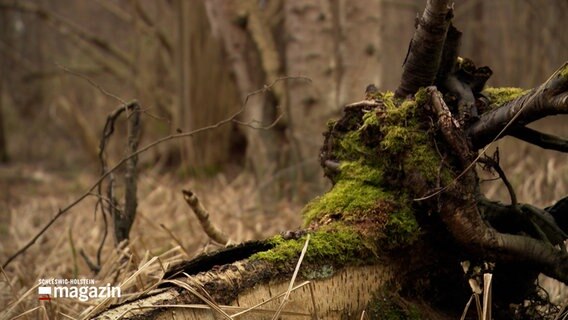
[0,162,302,318]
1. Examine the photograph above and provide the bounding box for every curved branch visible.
[468,62,568,148]
[479,156,517,205]
[509,127,568,152]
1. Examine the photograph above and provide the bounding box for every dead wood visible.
[425,87,568,284]
[182,190,230,245]
[468,62,568,149]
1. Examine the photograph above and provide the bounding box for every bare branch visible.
[56,63,126,104]
[468,62,568,148]
[509,127,568,153]
[113,103,141,243]
[94,0,173,58]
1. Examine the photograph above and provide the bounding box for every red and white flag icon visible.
[38,287,51,301]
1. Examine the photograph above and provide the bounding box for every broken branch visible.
[182,190,229,246]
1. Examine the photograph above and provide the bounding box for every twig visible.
[80,249,101,273]
[94,101,139,270]
[460,294,475,320]
[482,274,492,320]
[182,190,229,245]
[344,100,381,108]
[2,76,307,269]
[479,154,517,206]
[56,62,126,104]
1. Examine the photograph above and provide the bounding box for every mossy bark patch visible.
[250,227,375,266]
[482,87,528,108]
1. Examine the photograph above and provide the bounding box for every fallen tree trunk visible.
[91,262,395,319]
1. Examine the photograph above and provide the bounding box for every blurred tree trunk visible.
[204,0,284,202]
[175,0,192,169]
[285,0,382,198]
[172,0,242,173]
[204,0,383,201]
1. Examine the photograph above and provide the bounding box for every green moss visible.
[362,110,380,127]
[309,88,451,250]
[381,126,414,153]
[483,87,528,108]
[338,161,383,185]
[251,228,371,265]
[326,119,338,131]
[384,100,417,125]
[380,97,449,186]
[302,178,391,223]
[413,87,429,105]
[338,131,373,160]
[559,63,568,78]
[384,201,420,249]
[405,143,452,184]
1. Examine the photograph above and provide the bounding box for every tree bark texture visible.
[395,0,453,98]
[91,262,393,320]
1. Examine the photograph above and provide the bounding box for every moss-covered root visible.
[306,90,456,250]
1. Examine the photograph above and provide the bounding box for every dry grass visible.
[0,165,302,319]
